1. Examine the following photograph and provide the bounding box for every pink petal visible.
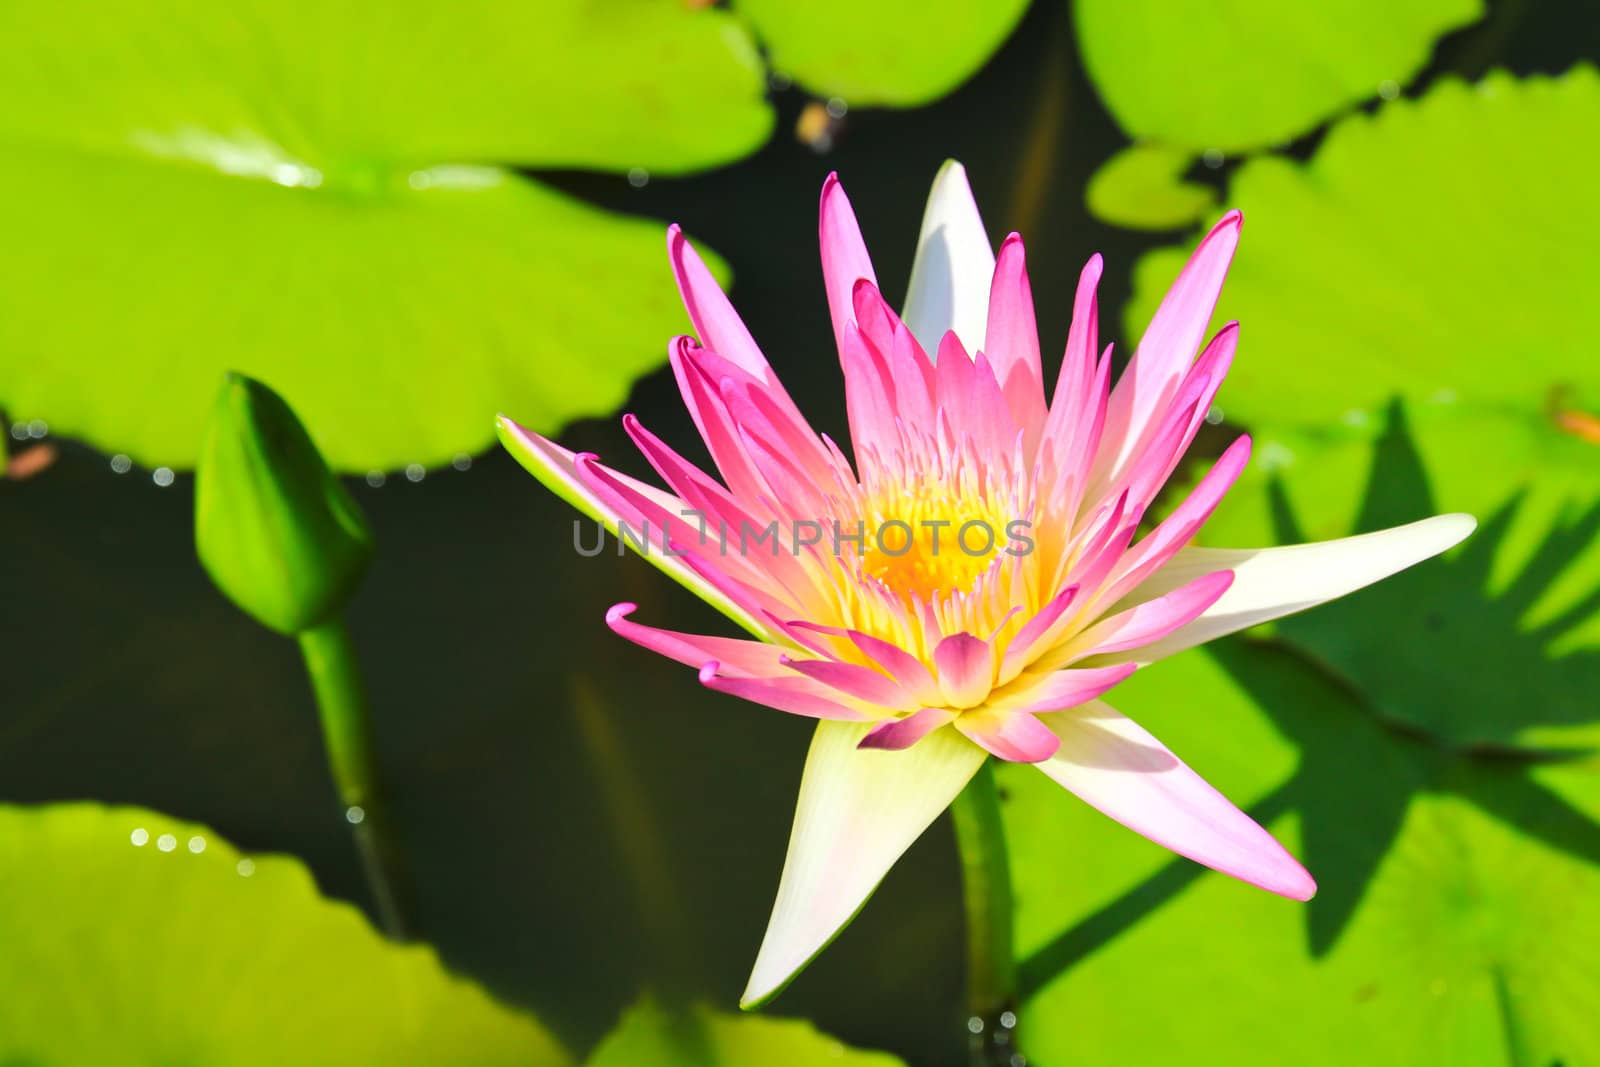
[1103,434,1252,604]
[667,224,775,386]
[669,337,771,502]
[1103,322,1239,509]
[781,655,917,709]
[623,414,769,542]
[851,279,934,463]
[1101,212,1242,481]
[697,346,833,479]
[845,628,943,705]
[991,663,1139,715]
[1039,278,1112,521]
[956,708,1062,763]
[985,233,1047,441]
[854,280,936,430]
[1045,253,1103,423]
[1048,490,1137,599]
[495,416,769,638]
[606,603,787,678]
[998,584,1081,680]
[643,435,821,598]
[1073,570,1235,659]
[573,453,796,620]
[699,662,869,722]
[934,331,1014,455]
[836,322,902,468]
[933,632,995,708]
[819,173,879,358]
[858,708,958,750]
[1035,700,1316,899]
[717,382,839,518]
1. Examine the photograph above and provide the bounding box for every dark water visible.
[3,2,1595,1063]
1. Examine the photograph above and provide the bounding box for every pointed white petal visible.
[1037,701,1315,899]
[496,415,770,639]
[742,720,986,1008]
[1117,514,1476,663]
[902,160,995,357]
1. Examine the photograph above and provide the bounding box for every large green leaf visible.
[1075,0,1482,152]
[736,0,1031,106]
[1004,641,1600,1066]
[0,0,773,472]
[1127,66,1600,426]
[1122,68,1600,749]
[1195,401,1600,751]
[585,996,905,1067]
[1084,142,1217,231]
[0,803,571,1065]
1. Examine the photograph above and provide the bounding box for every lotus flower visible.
[498,164,1473,1008]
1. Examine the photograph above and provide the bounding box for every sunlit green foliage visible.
[1128,68,1600,425]
[1129,68,1600,751]
[1075,0,1483,152]
[737,0,1031,106]
[1006,643,1600,1066]
[1030,61,1600,1065]
[0,804,573,1065]
[1,4,1597,1065]
[1199,402,1600,751]
[1084,143,1218,231]
[0,0,771,472]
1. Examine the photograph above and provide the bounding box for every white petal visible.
[496,415,769,639]
[1036,700,1315,899]
[742,720,986,1008]
[902,160,995,358]
[1116,514,1476,664]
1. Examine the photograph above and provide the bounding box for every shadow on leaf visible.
[1019,636,1600,997]
[1271,398,1600,751]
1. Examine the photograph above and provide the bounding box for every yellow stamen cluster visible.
[860,479,1014,602]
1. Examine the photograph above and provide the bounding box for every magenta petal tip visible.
[604,603,639,629]
[819,171,842,204]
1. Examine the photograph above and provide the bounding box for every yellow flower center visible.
[859,481,1015,602]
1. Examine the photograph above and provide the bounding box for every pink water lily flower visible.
[499,164,1473,1008]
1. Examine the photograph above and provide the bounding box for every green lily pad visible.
[585,996,905,1067]
[0,803,571,1065]
[1084,142,1217,231]
[1194,400,1600,751]
[0,0,773,472]
[1127,66,1600,426]
[736,0,1031,106]
[1075,0,1483,152]
[1004,640,1600,1067]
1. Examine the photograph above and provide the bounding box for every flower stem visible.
[949,760,1020,1067]
[297,615,412,939]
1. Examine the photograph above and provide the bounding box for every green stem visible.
[949,761,1020,1067]
[297,615,412,939]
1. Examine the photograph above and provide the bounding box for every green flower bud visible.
[195,373,374,635]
